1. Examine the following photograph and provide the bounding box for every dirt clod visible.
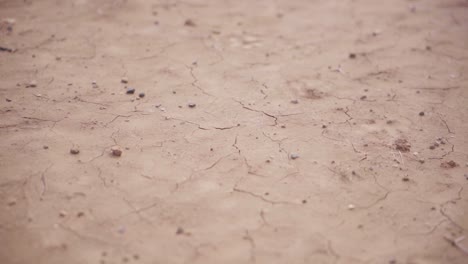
[184,19,196,27]
[176,227,184,235]
[440,160,458,169]
[70,148,80,155]
[111,146,123,157]
[394,138,411,152]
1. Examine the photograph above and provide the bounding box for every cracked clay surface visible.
[1,0,468,263]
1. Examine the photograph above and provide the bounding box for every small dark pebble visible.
[402,177,409,182]
[302,199,307,204]
[349,53,356,59]
[70,148,80,155]
[76,212,85,218]
[322,125,327,128]
[360,95,367,100]
[188,103,196,108]
[6,98,11,102]
[176,227,184,235]
[126,88,135,94]
[429,145,435,150]
[419,111,425,116]
[138,92,145,98]
[43,145,49,149]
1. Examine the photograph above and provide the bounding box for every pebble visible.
[184,19,196,27]
[26,80,37,88]
[348,204,355,210]
[6,98,11,102]
[121,77,128,84]
[188,103,196,108]
[92,80,98,88]
[138,92,145,98]
[419,111,425,116]
[70,148,80,155]
[111,146,123,157]
[43,145,49,149]
[59,210,68,217]
[290,153,299,160]
[464,174,468,180]
[7,197,16,206]
[290,99,299,104]
[349,53,357,59]
[126,88,135,94]
[176,227,184,235]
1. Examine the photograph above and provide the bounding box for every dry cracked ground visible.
[1,0,468,263]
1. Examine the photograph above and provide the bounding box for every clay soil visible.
[1,0,468,263]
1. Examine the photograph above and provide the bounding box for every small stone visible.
[419,111,425,116]
[290,153,299,160]
[121,77,128,84]
[464,174,468,180]
[429,145,435,150]
[43,145,49,149]
[70,148,80,155]
[176,227,184,235]
[92,80,98,88]
[126,88,135,94]
[26,80,37,88]
[322,124,327,128]
[5,98,11,102]
[188,103,196,108]
[111,146,123,157]
[402,177,409,182]
[184,19,196,27]
[349,53,356,59]
[302,199,307,204]
[76,211,85,218]
[138,92,145,98]
[360,95,367,100]
[290,99,299,104]
[348,204,355,210]
[413,152,418,156]
[59,210,67,217]
[7,198,16,206]
[418,158,425,164]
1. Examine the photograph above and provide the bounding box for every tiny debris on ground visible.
[126,88,135,94]
[111,146,123,157]
[290,153,299,160]
[184,19,196,27]
[121,77,128,84]
[138,92,145,98]
[188,103,196,108]
[440,160,459,169]
[70,147,80,155]
[394,138,411,152]
[26,80,37,88]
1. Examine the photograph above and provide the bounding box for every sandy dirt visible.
[1,0,468,263]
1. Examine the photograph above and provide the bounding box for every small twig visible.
[444,235,468,255]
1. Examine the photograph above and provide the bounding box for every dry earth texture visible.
[1,0,468,263]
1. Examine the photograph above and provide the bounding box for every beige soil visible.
[1,0,468,263]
